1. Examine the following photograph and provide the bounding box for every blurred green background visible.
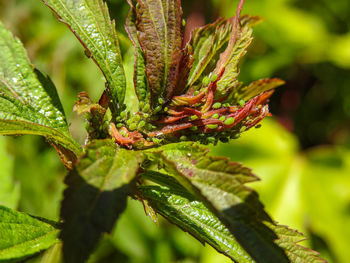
[0,0,349,262]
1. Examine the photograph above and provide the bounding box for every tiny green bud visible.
[143,103,150,112]
[180,135,187,141]
[224,117,235,126]
[190,115,199,121]
[212,102,222,109]
[116,123,123,128]
[193,91,200,96]
[133,114,141,121]
[143,113,149,118]
[126,119,132,125]
[146,123,153,130]
[138,120,146,128]
[212,113,219,119]
[240,126,247,132]
[210,73,218,82]
[154,105,162,113]
[182,19,186,27]
[129,123,137,131]
[190,126,198,131]
[139,101,145,109]
[223,103,230,108]
[152,138,162,144]
[158,98,164,104]
[120,111,127,118]
[164,107,168,112]
[239,99,245,107]
[219,116,226,122]
[202,76,210,86]
[206,124,218,130]
[207,137,216,143]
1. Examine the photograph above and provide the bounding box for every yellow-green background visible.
[0,0,349,262]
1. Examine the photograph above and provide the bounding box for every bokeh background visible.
[0,0,350,262]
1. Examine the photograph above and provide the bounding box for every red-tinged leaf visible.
[237,78,285,102]
[186,18,233,87]
[125,0,149,108]
[135,0,183,106]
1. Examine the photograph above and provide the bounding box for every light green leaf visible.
[0,206,60,261]
[61,139,143,263]
[0,21,81,158]
[139,171,254,263]
[0,137,20,209]
[215,16,261,99]
[187,18,233,87]
[42,0,126,109]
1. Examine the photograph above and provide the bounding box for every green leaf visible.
[42,0,126,109]
[133,0,183,106]
[187,18,234,87]
[0,21,81,158]
[215,15,261,99]
[61,139,143,263]
[147,142,324,263]
[0,206,60,261]
[139,171,254,263]
[0,137,20,209]
[237,78,285,102]
[125,0,149,110]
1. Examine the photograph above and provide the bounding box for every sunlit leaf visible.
[42,0,126,110]
[0,21,81,159]
[61,139,143,263]
[0,206,60,261]
[132,0,183,106]
[139,171,254,262]
[147,142,325,262]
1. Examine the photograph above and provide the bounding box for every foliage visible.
[0,0,329,263]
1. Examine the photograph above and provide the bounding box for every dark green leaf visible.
[139,171,254,262]
[42,0,126,109]
[0,21,81,159]
[61,139,143,263]
[0,206,60,261]
[134,0,183,106]
[147,142,324,262]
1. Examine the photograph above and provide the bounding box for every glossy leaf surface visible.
[139,171,254,262]
[42,0,126,108]
[0,21,81,157]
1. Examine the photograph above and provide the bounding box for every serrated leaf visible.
[61,139,143,263]
[150,143,324,263]
[0,21,81,158]
[0,206,60,261]
[42,0,126,109]
[134,0,183,106]
[125,0,149,109]
[237,78,285,102]
[139,171,254,263]
[147,142,323,263]
[215,15,261,99]
[187,18,233,87]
